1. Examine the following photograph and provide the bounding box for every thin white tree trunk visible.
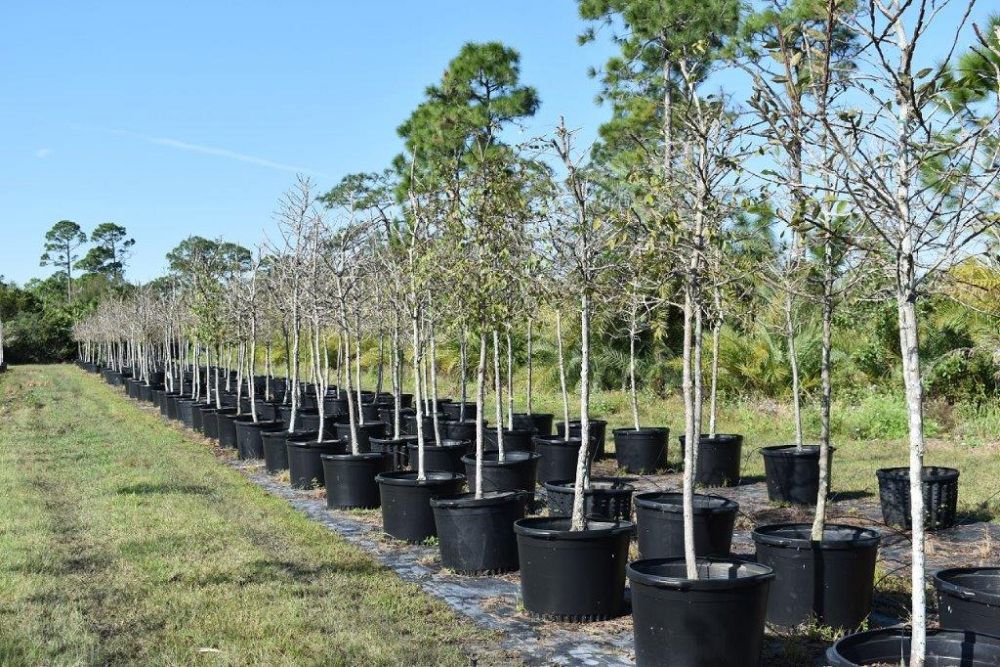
[786,284,804,448]
[475,332,487,498]
[412,307,425,480]
[492,330,505,462]
[526,318,533,414]
[556,310,570,442]
[506,329,514,430]
[812,236,834,540]
[343,331,361,455]
[628,294,640,431]
[570,293,592,531]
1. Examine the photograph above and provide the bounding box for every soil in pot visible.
[513,412,554,437]
[544,477,635,522]
[461,450,540,494]
[634,491,738,559]
[752,523,880,630]
[533,436,593,485]
[286,435,347,489]
[935,567,1000,637]
[406,440,469,475]
[375,471,466,543]
[613,427,669,474]
[826,627,1000,666]
[761,445,836,506]
[322,452,391,509]
[876,466,960,531]
[627,557,773,667]
[431,491,528,574]
[514,517,633,621]
[678,433,744,487]
[234,418,284,460]
[261,429,294,473]
[556,419,608,459]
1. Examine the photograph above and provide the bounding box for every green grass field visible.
[0,365,494,666]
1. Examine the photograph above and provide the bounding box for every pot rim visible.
[234,418,284,428]
[612,426,669,436]
[678,433,743,445]
[430,489,528,509]
[556,418,608,427]
[544,478,635,493]
[876,466,960,482]
[460,451,540,466]
[375,470,466,486]
[513,516,634,539]
[827,626,1000,663]
[286,437,345,449]
[532,435,585,446]
[627,557,774,590]
[406,440,469,451]
[934,567,1000,606]
[760,444,836,457]
[634,491,738,514]
[321,452,388,463]
[752,523,880,550]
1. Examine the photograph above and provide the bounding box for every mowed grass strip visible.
[0,365,493,666]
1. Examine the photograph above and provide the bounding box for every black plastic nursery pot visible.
[406,440,469,475]
[935,567,1000,637]
[177,399,197,429]
[556,419,608,459]
[876,466,960,531]
[442,419,484,442]
[431,490,528,574]
[627,557,774,667]
[261,429,293,473]
[286,435,346,489]
[234,418,284,460]
[461,450,540,494]
[252,399,278,421]
[332,421,387,453]
[533,436,593,485]
[321,452,391,509]
[441,401,477,421]
[678,433,744,487]
[752,523,880,629]
[614,427,669,474]
[138,384,153,403]
[216,410,241,448]
[369,436,416,471]
[204,407,236,440]
[514,517,634,621]
[375,471,466,543]
[513,412,554,437]
[634,491,739,559]
[484,427,536,453]
[192,404,213,434]
[544,477,635,522]
[161,392,179,418]
[150,388,164,409]
[761,445,835,506]
[826,627,1000,666]
[404,413,451,437]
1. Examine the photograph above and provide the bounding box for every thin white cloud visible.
[35,148,53,159]
[95,127,329,177]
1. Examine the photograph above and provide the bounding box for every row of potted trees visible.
[76,326,998,666]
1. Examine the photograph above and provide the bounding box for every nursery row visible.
[85,360,1000,666]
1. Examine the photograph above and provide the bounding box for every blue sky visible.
[2,1,992,286]
[1,1,617,284]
